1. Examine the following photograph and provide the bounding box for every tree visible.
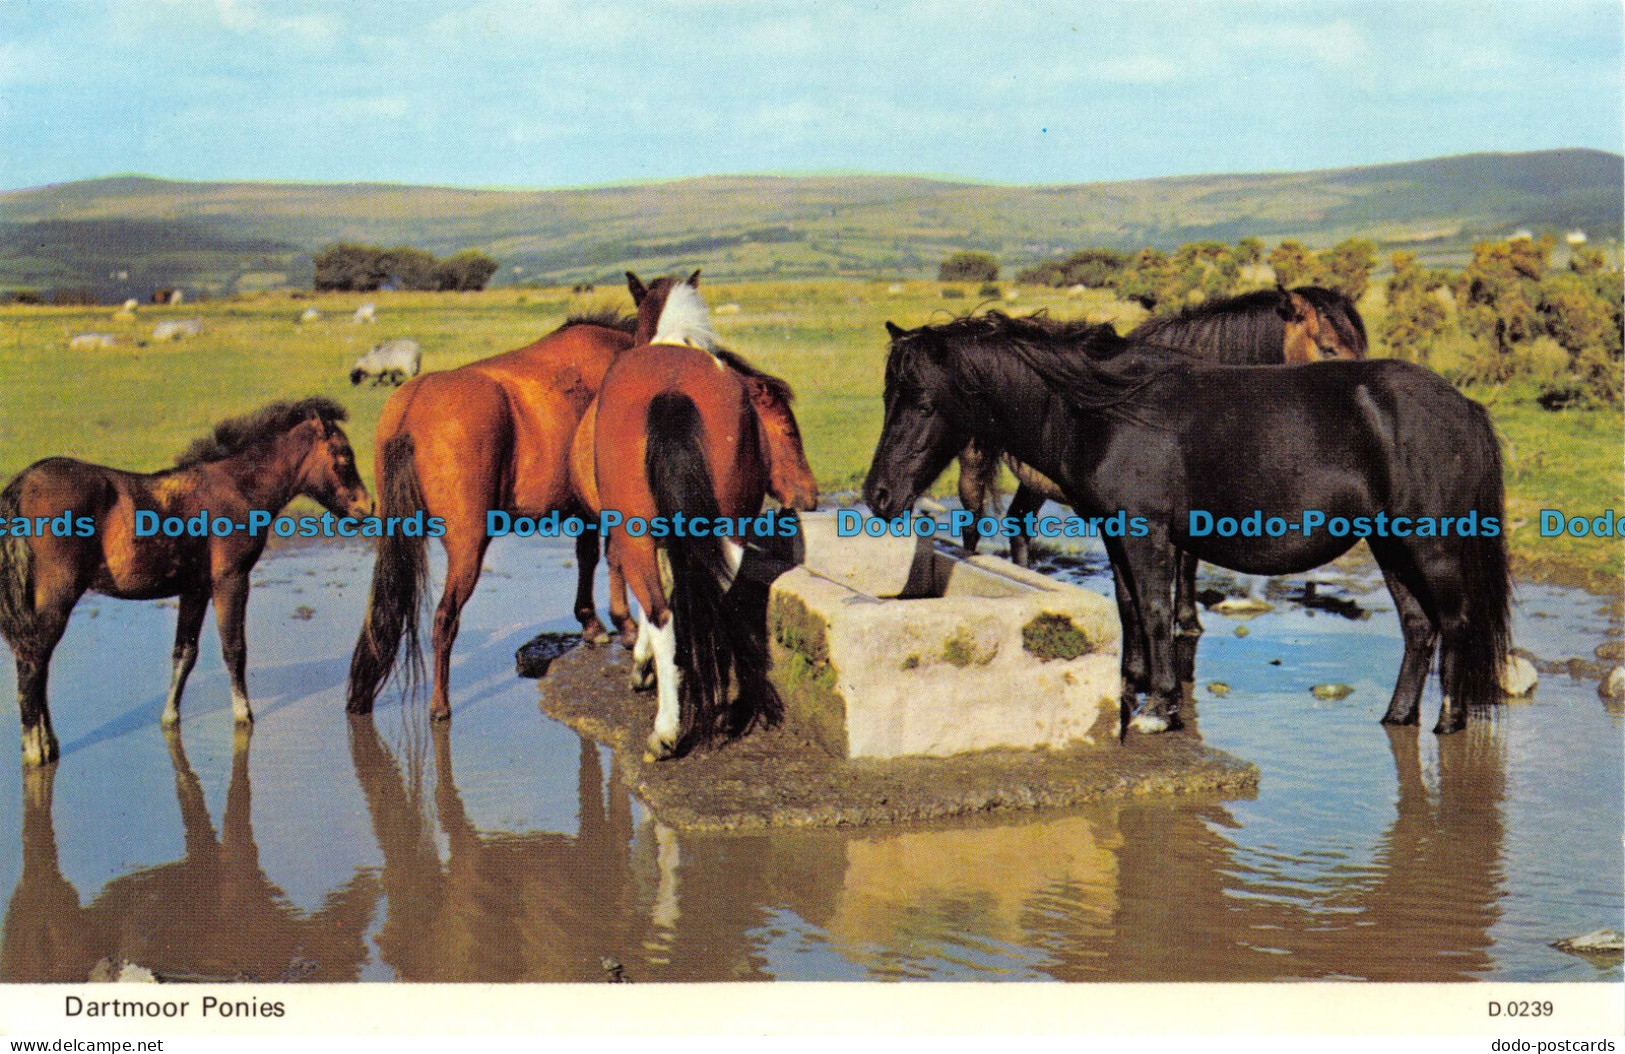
[1380,251,1450,364]
[1016,248,1124,288]
[938,251,999,283]
[314,243,386,292]
[1115,248,1180,310]
[1320,239,1376,301]
[1454,238,1549,365]
[1233,237,1264,267]
[1267,240,1320,287]
[434,250,500,292]
[379,245,439,290]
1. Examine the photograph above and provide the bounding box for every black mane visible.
[558,309,637,335]
[1129,288,1288,363]
[715,347,796,403]
[175,396,347,468]
[891,311,1174,419]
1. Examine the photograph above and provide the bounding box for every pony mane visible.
[557,309,637,335]
[175,396,347,468]
[894,311,1173,424]
[652,281,721,351]
[714,347,796,403]
[1129,288,1288,364]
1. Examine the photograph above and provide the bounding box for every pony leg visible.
[1374,557,1437,728]
[211,574,253,723]
[1174,549,1202,637]
[645,610,682,759]
[609,559,636,647]
[11,603,69,767]
[629,609,656,691]
[572,528,610,645]
[1116,533,1182,734]
[957,451,987,556]
[160,588,210,727]
[430,533,490,721]
[1433,606,1473,735]
[1005,484,1045,568]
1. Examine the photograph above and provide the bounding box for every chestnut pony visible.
[573,272,818,759]
[0,397,371,766]
[346,312,637,721]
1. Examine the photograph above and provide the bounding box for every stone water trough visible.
[769,513,1122,759]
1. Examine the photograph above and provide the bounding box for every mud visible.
[537,644,1258,832]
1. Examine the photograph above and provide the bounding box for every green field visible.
[1,281,1618,579]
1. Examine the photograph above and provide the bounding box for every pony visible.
[956,285,1367,646]
[350,339,422,386]
[345,312,638,722]
[576,272,818,758]
[864,312,1510,737]
[0,397,371,766]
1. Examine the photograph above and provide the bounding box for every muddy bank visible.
[536,642,1258,832]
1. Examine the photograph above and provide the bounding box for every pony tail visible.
[1453,414,1512,711]
[0,475,36,649]
[347,433,430,714]
[645,392,779,748]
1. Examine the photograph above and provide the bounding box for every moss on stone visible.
[1022,612,1091,661]
[942,630,998,667]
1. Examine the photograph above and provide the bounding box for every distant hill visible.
[0,149,1617,298]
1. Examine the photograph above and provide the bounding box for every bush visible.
[1016,248,1124,288]
[938,251,998,283]
[314,243,500,292]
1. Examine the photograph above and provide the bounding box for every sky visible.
[0,0,1620,191]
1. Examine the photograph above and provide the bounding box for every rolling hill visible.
[0,149,1617,298]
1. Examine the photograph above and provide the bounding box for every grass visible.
[0,280,1618,579]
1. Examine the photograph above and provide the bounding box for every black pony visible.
[865,312,1509,736]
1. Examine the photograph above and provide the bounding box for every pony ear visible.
[686,268,701,287]
[885,321,906,340]
[626,272,648,305]
[1275,285,1302,321]
[303,408,329,435]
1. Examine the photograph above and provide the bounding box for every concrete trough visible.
[768,512,1121,760]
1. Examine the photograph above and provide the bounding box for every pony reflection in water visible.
[865,313,1509,737]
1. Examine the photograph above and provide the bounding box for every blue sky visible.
[0,0,1619,191]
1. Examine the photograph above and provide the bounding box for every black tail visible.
[0,474,36,650]
[646,392,781,752]
[1453,411,1512,710]
[347,433,430,714]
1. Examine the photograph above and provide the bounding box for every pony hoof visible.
[1129,713,1171,735]
[20,729,59,767]
[160,709,180,728]
[629,668,656,692]
[1432,720,1465,736]
[644,732,679,761]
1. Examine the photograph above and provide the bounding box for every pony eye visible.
[915,401,935,417]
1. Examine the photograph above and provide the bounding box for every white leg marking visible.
[630,609,656,691]
[647,616,681,758]
[1130,712,1170,734]
[20,723,56,767]
[232,688,254,724]
[721,537,744,587]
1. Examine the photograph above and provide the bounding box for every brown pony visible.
[346,314,638,722]
[576,272,818,758]
[0,397,371,766]
[572,272,818,647]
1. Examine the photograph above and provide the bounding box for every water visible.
[0,532,1618,982]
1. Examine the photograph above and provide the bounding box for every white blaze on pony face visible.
[651,282,723,359]
[646,614,681,758]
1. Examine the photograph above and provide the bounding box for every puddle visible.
[0,529,1618,982]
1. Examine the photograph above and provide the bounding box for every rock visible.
[1595,640,1624,662]
[1310,683,1354,701]
[516,631,581,678]
[1551,928,1624,961]
[1206,682,1231,697]
[916,497,947,516]
[1602,666,1625,700]
[1234,625,1249,638]
[1212,596,1274,619]
[1499,655,1538,697]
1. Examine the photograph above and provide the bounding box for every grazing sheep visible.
[300,307,320,322]
[353,302,376,324]
[69,333,119,350]
[349,338,421,385]
[151,319,202,341]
